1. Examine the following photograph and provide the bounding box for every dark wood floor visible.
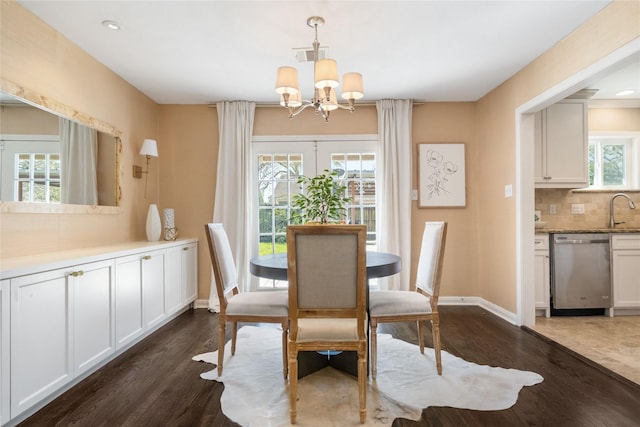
[18,306,640,427]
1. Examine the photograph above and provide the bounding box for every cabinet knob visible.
[70,270,84,277]
[182,247,189,251]
[142,255,151,261]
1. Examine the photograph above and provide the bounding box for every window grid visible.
[15,152,61,203]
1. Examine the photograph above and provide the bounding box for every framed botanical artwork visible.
[418,143,466,207]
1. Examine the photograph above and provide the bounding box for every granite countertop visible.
[535,227,640,234]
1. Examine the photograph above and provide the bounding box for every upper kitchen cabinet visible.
[534,99,589,188]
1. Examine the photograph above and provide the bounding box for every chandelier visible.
[275,16,364,122]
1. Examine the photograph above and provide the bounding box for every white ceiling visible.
[16,0,638,106]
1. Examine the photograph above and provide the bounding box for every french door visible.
[252,136,378,289]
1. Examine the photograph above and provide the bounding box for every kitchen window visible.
[588,134,639,189]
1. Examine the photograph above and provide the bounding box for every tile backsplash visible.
[535,189,640,229]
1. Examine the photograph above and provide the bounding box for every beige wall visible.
[589,107,640,132]
[2,1,638,313]
[0,1,159,257]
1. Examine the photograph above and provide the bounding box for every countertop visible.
[535,227,640,234]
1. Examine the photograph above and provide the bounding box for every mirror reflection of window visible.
[1,90,120,207]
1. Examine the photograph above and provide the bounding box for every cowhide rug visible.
[193,326,543,426]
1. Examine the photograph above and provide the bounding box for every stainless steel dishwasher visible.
[551,233,611,311]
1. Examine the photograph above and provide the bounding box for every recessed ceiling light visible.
[615,89,635,96]
[102,20,120,31]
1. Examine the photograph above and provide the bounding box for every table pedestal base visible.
[297,351,358,379]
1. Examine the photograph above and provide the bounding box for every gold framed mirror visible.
[0,80,122,213]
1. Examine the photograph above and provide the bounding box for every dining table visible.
[249,250,402,378]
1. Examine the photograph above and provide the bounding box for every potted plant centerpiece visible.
[291,169,350,224]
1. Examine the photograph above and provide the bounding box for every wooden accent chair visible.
[204,223,289,378]
[286,224,368,424]
[369,221,447,379]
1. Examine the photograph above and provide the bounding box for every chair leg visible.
[358,344,367,424]
[417,320,425,354]
[230,322,238,355]
[370,319,378,380]
[289,344,298,424]
[217,321,226,376]
[432,318,442,375]
[281,322,288,379]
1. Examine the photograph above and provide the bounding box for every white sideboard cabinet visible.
[611,234,640,310]
[1,280,9,426]
[534,99,588,188]
[10,267,74,417]
[165,242,198,316]
[0,238,198,426]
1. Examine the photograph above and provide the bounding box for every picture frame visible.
[418,143,466,207]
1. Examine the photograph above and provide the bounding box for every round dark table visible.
[249,251,402,282]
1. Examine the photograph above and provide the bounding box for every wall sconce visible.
[133,139,158,197]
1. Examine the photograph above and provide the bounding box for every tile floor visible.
[532,315,640,385]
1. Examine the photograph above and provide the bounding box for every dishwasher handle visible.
[554,238,610,244]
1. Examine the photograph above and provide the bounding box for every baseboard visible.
[439,296,518,325]
[193,299,210,309]
[193,295,519,325]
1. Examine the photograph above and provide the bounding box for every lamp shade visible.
[275,66,300,95]
[314,59,339,89]
[341,72,364,100]
[140,139,158,157]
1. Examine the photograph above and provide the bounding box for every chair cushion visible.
[369,290,433,317]
[226,290,288,317]
[297,318,362,342]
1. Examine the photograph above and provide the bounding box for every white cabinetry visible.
[142,251,166,329]
[534,100,588,188]
[1,280,9,426]
[115,255,144,350]
[1,238,198,425]
[72,260,115,375]
[611,234,640,310]
[182,242,198,304]
[165,242,198,316]
[10,267,72,418]
[534,234,550,317]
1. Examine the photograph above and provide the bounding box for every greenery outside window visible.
[588,134,638,189]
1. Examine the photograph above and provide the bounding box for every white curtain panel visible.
[376,100,413,290]
[208,101,256,311]
[59,118,98,205]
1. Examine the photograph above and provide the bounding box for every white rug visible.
[193,326,543,427]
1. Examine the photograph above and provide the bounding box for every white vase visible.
[146,204,162,242]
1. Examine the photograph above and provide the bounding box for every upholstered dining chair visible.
[204,223,289,378]
[286,224,368,424]
[369,221,447,379]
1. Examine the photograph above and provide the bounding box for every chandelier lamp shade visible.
[275,16,364,122]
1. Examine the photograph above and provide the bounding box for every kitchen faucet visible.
[609,193,636,228]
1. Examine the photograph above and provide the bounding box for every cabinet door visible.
[142,251,166,329]
[534,251,550,309]
[612,249,640,308]
[72,260,115,375]
[11,268,72,417]
[1,280,9,425]
[543,101,588,186]
[115,255,144,349]
[164,246,183,316]
[182,243,198,304]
